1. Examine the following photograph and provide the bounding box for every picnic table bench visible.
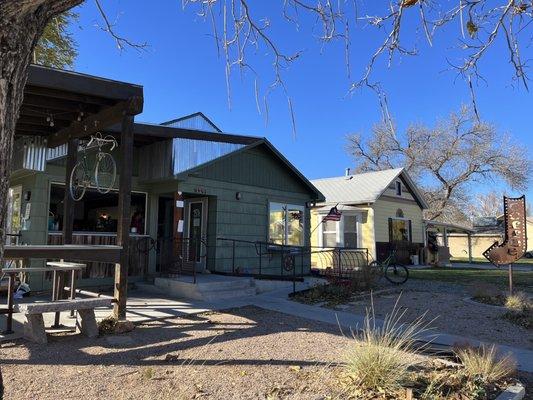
[16,297,112,344]
[2,261,113,342]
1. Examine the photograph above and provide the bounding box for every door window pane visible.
[188,202,203,261]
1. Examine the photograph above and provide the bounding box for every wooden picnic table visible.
[2,262,87,334]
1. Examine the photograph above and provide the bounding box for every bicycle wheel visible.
[69,162,89,201]
[95,152,116,194]
[384,263,409,285]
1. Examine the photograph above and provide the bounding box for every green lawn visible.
[451,256,533,265]
[409,267,533,291]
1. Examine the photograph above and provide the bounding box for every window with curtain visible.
[390,218,411,242]
[268,202,305,246]
[321,214,359,248]
[343,215,359,248]
[322,220,338,247]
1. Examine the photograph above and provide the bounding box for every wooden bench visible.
[15,298,112,344]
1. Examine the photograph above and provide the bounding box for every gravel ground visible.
[1,306,352,400]
[334,279,533,350]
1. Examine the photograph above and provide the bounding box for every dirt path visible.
[335,280,533,350]
[1,306,351,400]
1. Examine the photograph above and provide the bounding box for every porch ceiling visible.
[16,64,143,147]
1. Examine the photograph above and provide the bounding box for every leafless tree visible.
[466,191,506,219]
[347,106,531,222]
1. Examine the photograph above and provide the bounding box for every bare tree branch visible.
[93,0,147,51]
[347,106,531,222]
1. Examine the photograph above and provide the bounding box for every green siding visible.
[178,145,315,275]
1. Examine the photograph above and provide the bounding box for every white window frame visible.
[390,216,411,242]
[318,211,362,248]
[395,180,402,196]
[268,202,305,247]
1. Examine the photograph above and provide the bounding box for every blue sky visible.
[70,1,532,198]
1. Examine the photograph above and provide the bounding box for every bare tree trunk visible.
[0,1,82,393]
[0,3,51,268]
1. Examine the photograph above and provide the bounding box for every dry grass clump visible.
[455,345,516,384]
[503,292,532,329]
[342,297,433,396]
[505,292,531,311]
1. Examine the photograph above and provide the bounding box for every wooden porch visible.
[2,64,144,327]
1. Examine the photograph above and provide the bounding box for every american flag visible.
[323,206,341,222]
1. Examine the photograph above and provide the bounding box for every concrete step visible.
[196,278,254,291]
[201,287,257,301]
[153,276,257,301]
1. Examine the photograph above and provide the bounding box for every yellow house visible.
[310,168,429,265]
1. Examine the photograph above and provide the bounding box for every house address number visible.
[194,186,207,195]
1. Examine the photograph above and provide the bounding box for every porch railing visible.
[47,233,152,278]
[216,237,370,291]
[156,237,207,283]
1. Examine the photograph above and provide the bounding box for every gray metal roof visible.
[311,168,428,208]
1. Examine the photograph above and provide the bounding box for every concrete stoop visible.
[153,276,257,301]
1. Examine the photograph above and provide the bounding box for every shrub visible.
[98,316,117,335]
[455,345,516,384]
[505,292,531,312]
[292,282,354,306]
[343,296,433,395]
[502,309,533,329]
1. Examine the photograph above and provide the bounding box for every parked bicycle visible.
[369,249,409,285]
[69,133,118,201]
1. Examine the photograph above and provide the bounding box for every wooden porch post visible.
[467,233,473,264]
[113,114,134,320]
[62,138,78,244]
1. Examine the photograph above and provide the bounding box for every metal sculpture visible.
[483,196,527,266]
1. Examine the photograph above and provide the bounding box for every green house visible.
[7,68,323,291]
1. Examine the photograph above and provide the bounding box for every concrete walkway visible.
[2,283,532,373]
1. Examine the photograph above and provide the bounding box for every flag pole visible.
[309,203,340,236]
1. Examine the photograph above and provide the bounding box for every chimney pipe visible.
[345,167,351,176]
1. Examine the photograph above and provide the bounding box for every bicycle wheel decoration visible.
[95,152,117,194]
[384,264,409,285]
[69,161,89,201]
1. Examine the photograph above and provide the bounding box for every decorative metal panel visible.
[138,138,244,181]
[171,138,243,175]
[483,196,527,265]
[12,136,48,172]
[46,144,68,161]
[163,114,220,132]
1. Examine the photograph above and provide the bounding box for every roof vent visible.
[345,167,351,176]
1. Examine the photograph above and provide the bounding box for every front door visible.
[184,197,208,270]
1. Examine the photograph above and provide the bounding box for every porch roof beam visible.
[47,96,144,148]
